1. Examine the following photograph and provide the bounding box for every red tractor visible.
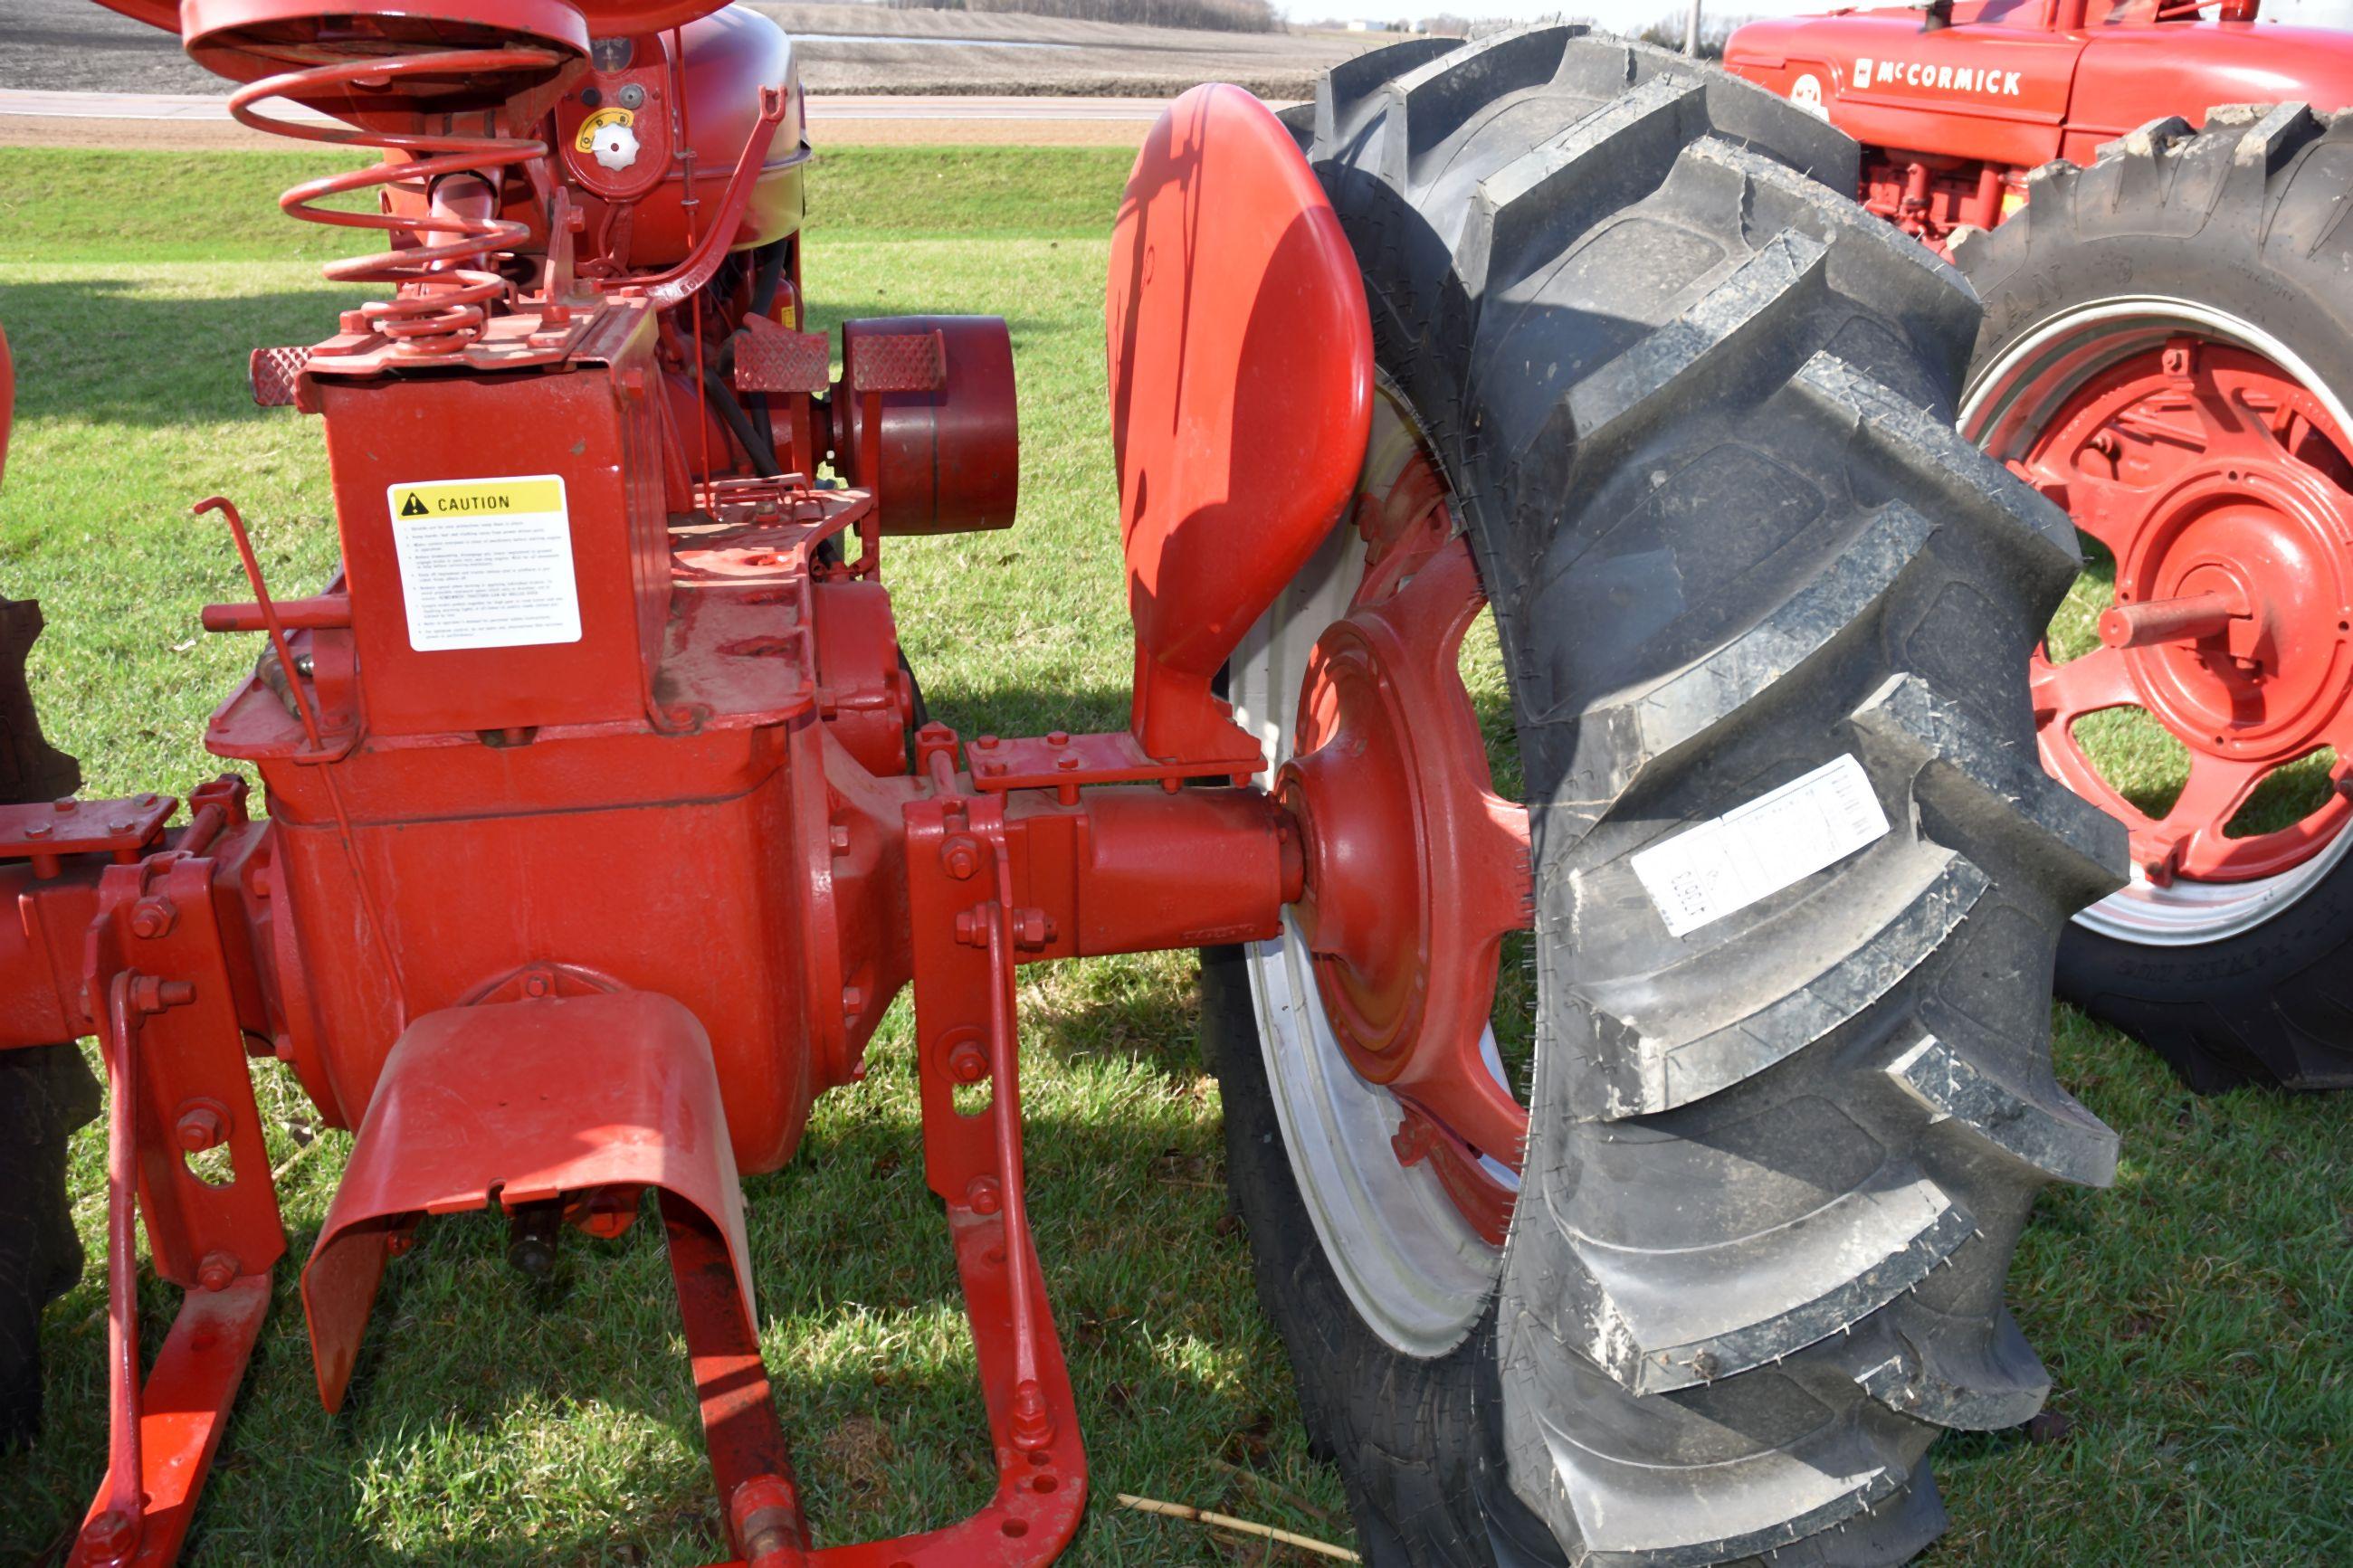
[1726,0,2353,1092]
[1,9,2127,1567]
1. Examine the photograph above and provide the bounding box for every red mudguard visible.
[301,989,754,1410]
[1109,82,1373,765]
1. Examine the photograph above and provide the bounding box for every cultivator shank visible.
[0,5,1406,1561]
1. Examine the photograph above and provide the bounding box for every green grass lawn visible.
[2,145,2348,1566]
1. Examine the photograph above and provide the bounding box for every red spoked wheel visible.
[1220,385,1533,1354]
[1974,313,2353,946]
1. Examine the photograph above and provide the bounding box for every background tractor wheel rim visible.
[1964,297,2353,946]
[1224,388,1510,1358]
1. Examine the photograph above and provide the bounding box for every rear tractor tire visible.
[1206,29,2127,1566]
[0,594,96,1450]
[1957,105,2353,1092]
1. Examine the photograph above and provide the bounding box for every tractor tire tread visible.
[1214,27,2121,1567]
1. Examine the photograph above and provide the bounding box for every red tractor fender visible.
[300,989,753,1411]
[1109,82,1373,765]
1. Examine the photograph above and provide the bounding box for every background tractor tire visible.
[0,593,95,1449]
[1208,29,2126,1566]
[1956,106,2353,1094]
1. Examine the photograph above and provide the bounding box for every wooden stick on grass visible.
[1117,1492,1360,1562]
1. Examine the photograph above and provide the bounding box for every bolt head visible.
[79,1509,137,1557]
[196,1251,239,1292]
[967,1175,1003,1214]
[947,1039,989,1083]
[176,1104,228,1153]
[23,822,48,839]
[52,797,77,813]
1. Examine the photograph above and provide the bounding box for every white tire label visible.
[386,475,582,652]
[1631,754,1891,937]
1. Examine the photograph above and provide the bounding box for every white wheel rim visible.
[1963,296,2353,946]
[1224,391,1507,1359]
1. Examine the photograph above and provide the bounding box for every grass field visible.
[1,145,2348,1566]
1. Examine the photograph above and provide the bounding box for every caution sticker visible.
[386,475,581,653]
[574,106,634,154]
[1630,754,1891,938]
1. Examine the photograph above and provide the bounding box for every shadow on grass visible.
[5,1072,1259,1566]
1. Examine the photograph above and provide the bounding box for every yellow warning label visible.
[574,107,634,154]
[388,477,565,519]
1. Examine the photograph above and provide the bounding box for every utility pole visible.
[1685,0,1702,53]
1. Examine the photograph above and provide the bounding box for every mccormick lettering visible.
[1854,56,2024,97]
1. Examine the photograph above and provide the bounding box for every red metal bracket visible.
[0,794,175,874]
[845,747,1088,1565]
[965,728,1261,799]
[67,836,287,1568]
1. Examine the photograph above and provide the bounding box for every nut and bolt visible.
[940,834,980,880]
[1047,730,1070,746]
[175,1102,229,1153]
[52,797,77,813]
[23,822,49,839]
[78,1510,138,1560]
[196,1250,240,1293]
[1390,1118,1435,1167]
[130,897,178,939]
[842,985,864,1021]
[947,1038,990,1084]
[966,1175,1003,1214]
[1010,1379,1056,1449]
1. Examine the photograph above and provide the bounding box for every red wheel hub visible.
[2023,337,2353,883]
[1279,466,1532,1243]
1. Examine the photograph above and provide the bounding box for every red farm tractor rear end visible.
[1726,0,2353,1091]
[2,12,2131,1566]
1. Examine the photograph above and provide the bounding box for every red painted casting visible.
[2022,339,2353,882]
[1281,477,1532,1242]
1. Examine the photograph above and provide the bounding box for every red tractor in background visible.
[1,8,2129,1567]
[1727,0,2353,1092]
